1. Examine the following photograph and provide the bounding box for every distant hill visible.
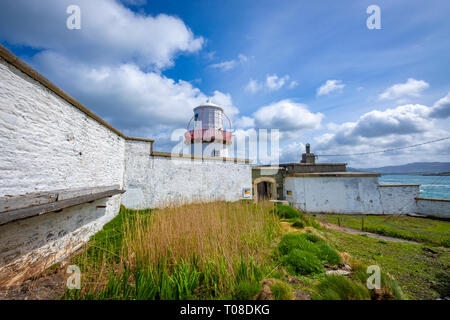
[348,162,450,174]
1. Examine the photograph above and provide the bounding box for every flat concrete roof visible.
[285,172,381,178]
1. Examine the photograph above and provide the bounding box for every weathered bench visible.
[0,185,125,226]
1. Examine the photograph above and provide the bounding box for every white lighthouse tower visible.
[185,98,232,157]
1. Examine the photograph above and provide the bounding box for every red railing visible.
[184,129,232,143]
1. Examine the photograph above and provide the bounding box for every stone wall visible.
[416,197,450,219]
[252,167,285,200]
[123,140,252,209]
[0,57,126,196]
[0,53,127,287]
[379,184,420,214]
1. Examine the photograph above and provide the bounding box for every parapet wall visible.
[123,140,252,209]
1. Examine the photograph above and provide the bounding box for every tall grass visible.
[66,201,280,299]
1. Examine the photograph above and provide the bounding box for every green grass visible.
[233,280,261,300]
[313,214,450,246]
[323,228,450,299]
[291,218,305,229]
[277,233,341,266]
[272,204,300,219]
[313,275,371,300]
[281,249,324,275]
[269,280,294,300]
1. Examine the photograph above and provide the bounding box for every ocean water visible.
[379,175,450,199]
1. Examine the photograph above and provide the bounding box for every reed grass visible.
[66,201,280,299]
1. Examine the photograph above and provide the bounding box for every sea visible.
[379,175,450,199]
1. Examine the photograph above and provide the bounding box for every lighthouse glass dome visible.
[193,103,224,130]
[185,99,232,157]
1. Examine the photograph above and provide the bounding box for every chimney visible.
[301,143,315,164]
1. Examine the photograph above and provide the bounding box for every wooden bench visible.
[0,185,125,226]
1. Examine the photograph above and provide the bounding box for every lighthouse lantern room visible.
[185,99,232,157]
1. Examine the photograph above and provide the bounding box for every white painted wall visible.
[416,198,450,218]
[0,58,126,196]
[123,140,252,209]
[379,185,420,214]
[0,195,121,287]
[284,176,384,214]
[0,56,125,287]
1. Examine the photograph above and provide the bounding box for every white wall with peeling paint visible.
[417,198,450,218]
[284,176,384,214]
[379,185,420,214]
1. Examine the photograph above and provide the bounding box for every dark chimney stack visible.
[301,143,315,164]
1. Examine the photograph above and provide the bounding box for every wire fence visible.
[319,214,450,237]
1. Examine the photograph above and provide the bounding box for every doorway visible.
[253,177,277,202]
[257,181,272,201]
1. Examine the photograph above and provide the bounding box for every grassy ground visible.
[66,201,281,299]
[322,229,450,299]
[63,202,448,300]
[312,214,450,247]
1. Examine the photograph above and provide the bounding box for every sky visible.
[0,0,449,167]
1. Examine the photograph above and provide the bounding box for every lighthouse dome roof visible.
[194,98,223,112]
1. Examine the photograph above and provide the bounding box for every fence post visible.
[361,216,365,231]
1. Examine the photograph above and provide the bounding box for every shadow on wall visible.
[0,197,115,288]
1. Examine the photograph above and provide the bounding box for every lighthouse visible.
[185,98,232,157]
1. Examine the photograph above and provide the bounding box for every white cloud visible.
[288,80,299,89]
[280,141,305,163]
[379,78,429,101]
[245,79,262,93]
[313,94,450,167]
[429,92,450,118]
[32,51,239,139]
[266,74,289,91]
[253,99,323,139]
[234,116,255,128]
[245,74,297,93]
[0,0,203,70]
[209,60,237,71]
[316,80,345,96]
[209,53,248,71]
[237,54,248,63]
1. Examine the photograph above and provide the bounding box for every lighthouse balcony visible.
[184,129,232,144]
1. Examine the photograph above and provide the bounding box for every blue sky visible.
[1,0,449,167]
